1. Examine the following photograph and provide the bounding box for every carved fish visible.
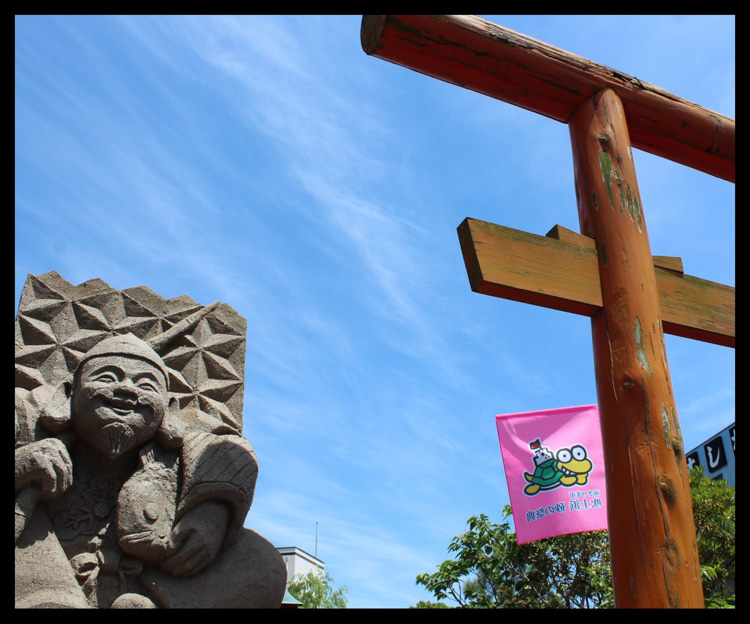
[116,443,179,565]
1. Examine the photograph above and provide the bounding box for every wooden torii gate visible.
[361,15,735,609]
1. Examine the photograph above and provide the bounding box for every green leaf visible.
[288,570,348,609]
[414,468,734,609]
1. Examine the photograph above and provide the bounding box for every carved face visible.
[71,355,169,459]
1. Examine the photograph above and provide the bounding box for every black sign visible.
[729,426,735,454]
[686,451,701,471]
[704,436,727,473]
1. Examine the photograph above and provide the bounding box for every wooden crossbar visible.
[458,218,735,347]
[362,15,735,182]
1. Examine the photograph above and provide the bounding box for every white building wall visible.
[277,547,324,584]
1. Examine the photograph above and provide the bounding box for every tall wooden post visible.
[362,15,734,608]
[569,89,704,607]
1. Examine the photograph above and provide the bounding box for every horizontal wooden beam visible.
[546,224,684,274]
[362,15,735,182]
[458,218,735,347]
[458,218,603,316]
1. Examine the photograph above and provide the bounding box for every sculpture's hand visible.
[161,500,230,577]
[15,438,73,501]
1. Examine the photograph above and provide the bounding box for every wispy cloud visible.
[16,15,734,608]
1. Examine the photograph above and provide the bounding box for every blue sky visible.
[15,15,734,608]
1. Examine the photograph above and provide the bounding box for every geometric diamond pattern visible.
[15,271,247,431]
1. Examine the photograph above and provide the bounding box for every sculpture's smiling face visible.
[72,355,168,459]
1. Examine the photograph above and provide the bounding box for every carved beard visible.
[99,422,136,459]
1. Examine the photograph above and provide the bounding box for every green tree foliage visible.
[416,507,612,608]
[288,570,348,609]
[688,466,735,608]
[416,468,734,608]
[411,600,451,608]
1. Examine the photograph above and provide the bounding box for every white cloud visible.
[16,15,734,608]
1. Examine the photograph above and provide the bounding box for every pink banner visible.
[495,404,607,545]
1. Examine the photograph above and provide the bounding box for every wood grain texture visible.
[362,15,735,182]
[458,218,734,347]
[569,88,704,608]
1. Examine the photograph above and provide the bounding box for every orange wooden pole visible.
[569,88,704,608]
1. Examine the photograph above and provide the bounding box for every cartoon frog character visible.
[556,445,593,487]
